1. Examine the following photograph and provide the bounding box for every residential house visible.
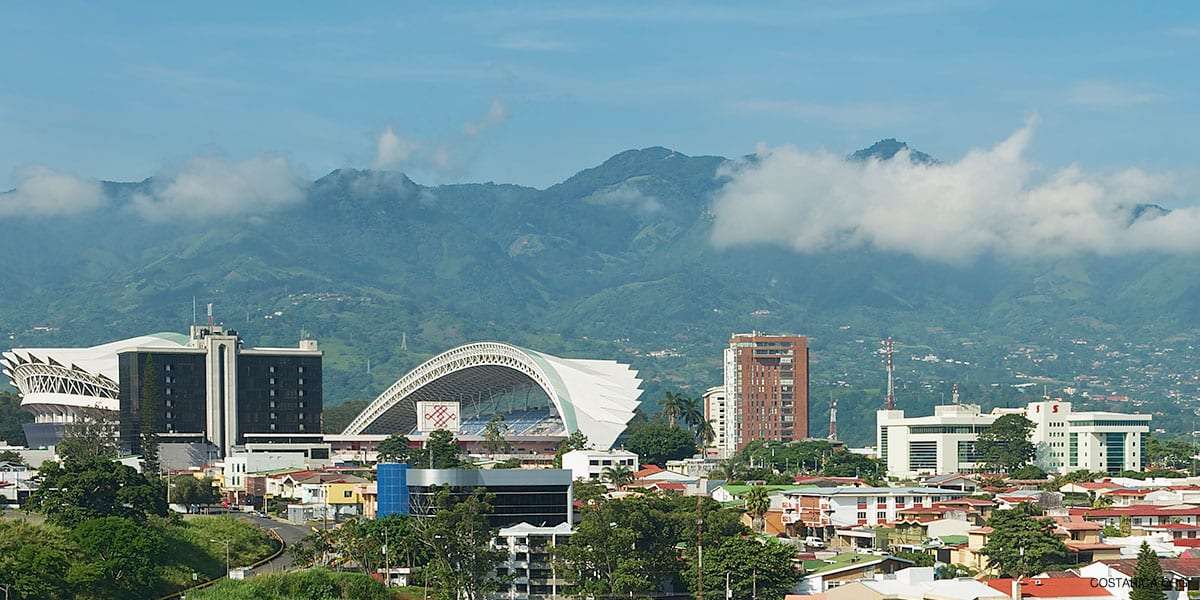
[780,487,969,537]
[984,578,1112,600]
[823,567,1007,600]
[1078,558,1200,599]
[794,553,914,594]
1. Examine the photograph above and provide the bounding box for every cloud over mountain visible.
[132,154,308,220]
[0,166,105,217]
[710,121,1200,261]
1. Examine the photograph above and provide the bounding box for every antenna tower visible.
[952,383,960,405]
[884,337,895,410]
[828,393,838,441]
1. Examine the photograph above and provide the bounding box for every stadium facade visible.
[343,342,643,451]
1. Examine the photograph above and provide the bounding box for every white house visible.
[561,449,638,482]
[223,451,307,491]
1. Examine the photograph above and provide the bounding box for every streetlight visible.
[210,538,231,576]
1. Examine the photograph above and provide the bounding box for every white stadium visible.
[343,342,644,450]
[1,333,189,447]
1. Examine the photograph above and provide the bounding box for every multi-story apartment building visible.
[877,399,1151,478]
[780,486,969,533]
[494,522,573,600]
[701,386,727,457]
[716,332,809,457]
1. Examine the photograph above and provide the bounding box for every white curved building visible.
[1,333,189,447]
[343,342,643,450]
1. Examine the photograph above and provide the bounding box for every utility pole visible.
[696,494,704,600]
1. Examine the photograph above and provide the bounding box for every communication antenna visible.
[207,303,214,328]
[192,296,197,325]
[952,383,960,405]
[828,393,838,441]
[884,337,896,410]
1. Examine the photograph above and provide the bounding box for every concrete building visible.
[223,451,307,492]
[780,487,969,534]
[494,522,573,600]
[824,566,1008,600]
[717,332,809,457]
[701,385,727,457]
[560,449,637,483]
[376,465,574,527]
[877,399,1150,478]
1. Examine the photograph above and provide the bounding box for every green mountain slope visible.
[2,142,1198,445]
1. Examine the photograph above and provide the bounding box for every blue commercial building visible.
[377,462,411,518]
[375,466,573,527]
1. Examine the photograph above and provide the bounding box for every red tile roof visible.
[651,481,687,492]
[1101,558,1200,578]
[938,498,996,507]
[1106,489,1150,496]
[1172,539,1200,548]
[986,578,1111,598]
[1083,505,1200,518]
[1145,523,1200,530]
[1057,521,1103,531]
[634,465,664,478]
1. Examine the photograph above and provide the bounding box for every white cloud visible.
[0,165,105,217]
[1066,80,1161,108]
[586,182,663,215]
[373,99,511,176]
[374,127,421,169]
[132,154,308,220]
[710,120,1200,261]
[463,99,510,137]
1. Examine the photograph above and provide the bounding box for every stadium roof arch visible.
[2,332,189,417]
[342,342,643,450]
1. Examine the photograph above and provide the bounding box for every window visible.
[271,412,277,420]
[299,378,305,386]
[165,364,172,372]
[270,423,276,431]
[298,389,305,397]
[298,366,305,374]
[857,511,867,520]
[299,423,305,431]
[270,378,276,385]
[877,511,887,521]
[299,413,305,420]
[909,441,937,471]
[269,366,275,373]
[270,389,276,397]
[165,388,172,396]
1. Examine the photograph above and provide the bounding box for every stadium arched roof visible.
[2,332,188,416]
[342,342,643,450]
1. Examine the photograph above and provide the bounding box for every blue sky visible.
[2,1,1198,190]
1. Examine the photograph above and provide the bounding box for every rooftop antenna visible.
[828,393,838,441]
[952,383,960,405]
[192,296,197,325]
[207,303,214,328]
[884,337,896,410]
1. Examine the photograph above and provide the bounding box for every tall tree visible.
[481,414,512,454]
[69,516,168,599]
[659,391,687,428]
[683,537,798,600]
[976,414,1037,473]
[412,429,465,469]
[0,391,33,447]
[140,355,161,474]
[30,456,167,527]
[55,408,119,464]
[979,508,1067,577]
[625,422,698,466]
[602,464,634,489]
[1130,541,1167,600]
[376,433,413,464]
[170,475,220,512]
[743,486,771,533]
[413,489,506,600]
[555,496,681,596]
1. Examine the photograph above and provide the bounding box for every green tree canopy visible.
[481,414,512,454]
[376,433,413,464]
[69,516,168,599]
[412,489,506,600]
[743,486,771,533]
[411,429,466,469]
[625,422,697,466]
[554,430,590,467]
[684,537,798,600]
[30,456,167,527]
[979,508,1067,577]
[170,475,220,510]
[977,414,1037,473]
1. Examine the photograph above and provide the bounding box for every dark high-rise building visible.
[119,325,322,457]
[720,332,809,454]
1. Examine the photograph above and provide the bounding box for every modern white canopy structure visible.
[2,333,189,422]
[342,342,644,450]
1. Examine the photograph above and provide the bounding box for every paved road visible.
[184,512,312,575]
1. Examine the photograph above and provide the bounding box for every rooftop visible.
[986,578,1111,598]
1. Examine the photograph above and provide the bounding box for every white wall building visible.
[877,399,1150,478]
[560,449,637,482]
[494,522,573,600]
[780,486,969,530]
[223,451,308,490]
[701,386,728,458]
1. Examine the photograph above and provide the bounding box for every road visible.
[186,512,312,575]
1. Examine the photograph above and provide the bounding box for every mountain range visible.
[3,141,1199,446]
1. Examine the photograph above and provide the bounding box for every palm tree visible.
[744,486,771,533]
[660,391,687,428]
[602,465,634,489]
[680,396,707,435]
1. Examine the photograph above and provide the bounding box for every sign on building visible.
[416,401,461,432]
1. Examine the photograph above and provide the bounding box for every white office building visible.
[878,399,1150,478]
[494,522,573,600]
[701,386,728,458]
[560,449,638,482]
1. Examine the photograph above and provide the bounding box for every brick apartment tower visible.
[721,333,809,455]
